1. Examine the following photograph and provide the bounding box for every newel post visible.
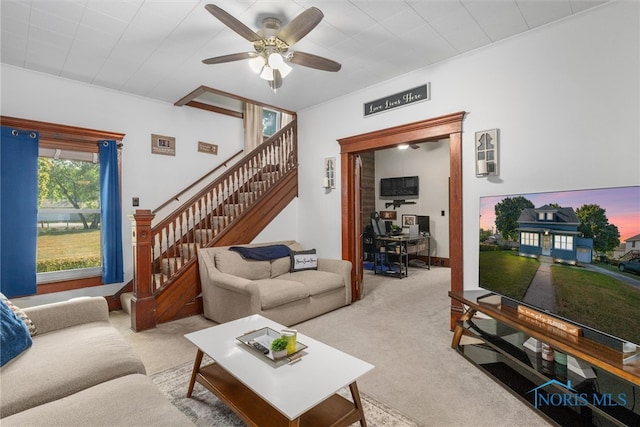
[130,209,156,331]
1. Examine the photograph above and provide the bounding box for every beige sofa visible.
[0,297,193,426]
[198,240,352,326]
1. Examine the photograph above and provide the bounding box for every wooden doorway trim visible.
[337,112,466,328]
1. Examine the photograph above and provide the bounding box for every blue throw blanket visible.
[229,244,291,260]
[1,299,32,366]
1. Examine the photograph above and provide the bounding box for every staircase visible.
[125,121,298,331]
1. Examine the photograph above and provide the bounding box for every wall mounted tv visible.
[380,176,419,200]
[478,185,640,350]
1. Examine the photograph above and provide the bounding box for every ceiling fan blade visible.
[202,52,254,65]
[278,7,324,46]
[205,4,261,42]
[290,51,341,72]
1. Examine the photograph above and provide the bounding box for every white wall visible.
[297,1,640,289]
[1,65,245,284]
[375,141,450,257]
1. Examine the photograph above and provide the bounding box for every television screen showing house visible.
[478,185,640,346]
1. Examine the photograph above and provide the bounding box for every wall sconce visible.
[475,129,499,177]
[323,157,336,189]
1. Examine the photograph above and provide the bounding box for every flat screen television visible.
[380,176,419,200]
[478,185,640,350]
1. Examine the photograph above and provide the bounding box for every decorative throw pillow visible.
[0,292,37,336]
[290,249,318,272]
[0,299,33,366]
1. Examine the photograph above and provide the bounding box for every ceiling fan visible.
[202,4,341,92]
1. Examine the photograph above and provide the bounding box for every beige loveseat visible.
[198,240,352,326]
[0,297,192,426]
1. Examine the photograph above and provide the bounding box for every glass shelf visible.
[457,316,640,426]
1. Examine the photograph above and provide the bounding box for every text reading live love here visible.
[364,84,430,117]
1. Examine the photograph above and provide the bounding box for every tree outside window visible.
[37,152,101,277]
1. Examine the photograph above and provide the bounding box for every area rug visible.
[150,360,418,426]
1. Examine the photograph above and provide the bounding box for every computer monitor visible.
[417,215,430,234]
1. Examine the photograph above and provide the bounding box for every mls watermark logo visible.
[527,379,627,409]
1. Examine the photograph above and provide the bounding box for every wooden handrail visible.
[131,119,298,330]
[153,149,244,214]
[152,121,297,233]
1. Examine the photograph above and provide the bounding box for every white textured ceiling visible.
[1,0,608,112]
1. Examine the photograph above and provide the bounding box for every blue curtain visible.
[99,140,123,284]
[0,127,39,297]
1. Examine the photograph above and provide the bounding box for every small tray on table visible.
[236,327,307,362]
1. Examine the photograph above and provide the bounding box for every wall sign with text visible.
[364,84,430,117]
[198,141,218,155]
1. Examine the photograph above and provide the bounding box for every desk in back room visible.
[373,234,430,278]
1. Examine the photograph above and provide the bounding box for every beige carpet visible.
[111,266,551,426]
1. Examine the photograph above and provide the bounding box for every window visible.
[554,235,574,250]
[537,212,554,221]
[37,148,101,282]
[262,109,293,137]
[1,115,124,292]
[521,232,539,247]
[262,109,280,137]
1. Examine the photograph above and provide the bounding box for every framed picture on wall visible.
[380,211,397,220]
[402,214,417,227]
[151,134,176,156]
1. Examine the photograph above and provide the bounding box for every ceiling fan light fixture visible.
[278,61,292,78]
[203,5,341,94]
[260,65,275,81]
[248,55,265,73]
[268,52,284,68]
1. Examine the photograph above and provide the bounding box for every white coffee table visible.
[185,314,374,426]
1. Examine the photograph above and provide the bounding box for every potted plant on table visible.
[270,337,289,359]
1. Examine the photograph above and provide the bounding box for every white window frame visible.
[554,235,574,251]
[521,232,539,247]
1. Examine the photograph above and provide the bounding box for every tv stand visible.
[449,290,640,426]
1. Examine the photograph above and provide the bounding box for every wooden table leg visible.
[349,382,367,427]
[451,307,476,349]
[287,418,301,427]
[187,349,204,397]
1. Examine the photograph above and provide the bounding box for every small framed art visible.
[402,214,417,227]
[151,134,175,156]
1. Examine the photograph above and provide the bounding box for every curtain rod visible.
[96,141,124,147]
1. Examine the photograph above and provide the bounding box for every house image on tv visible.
[517,205,593,265]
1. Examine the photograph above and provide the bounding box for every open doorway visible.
[338,112,466,328]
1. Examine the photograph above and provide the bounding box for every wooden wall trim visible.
[337,112,466,311]
[1,116,125,143]
[338,111,464,154]
[448,131,464,329]
[174,85,297,117]
[185,101,244,119]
